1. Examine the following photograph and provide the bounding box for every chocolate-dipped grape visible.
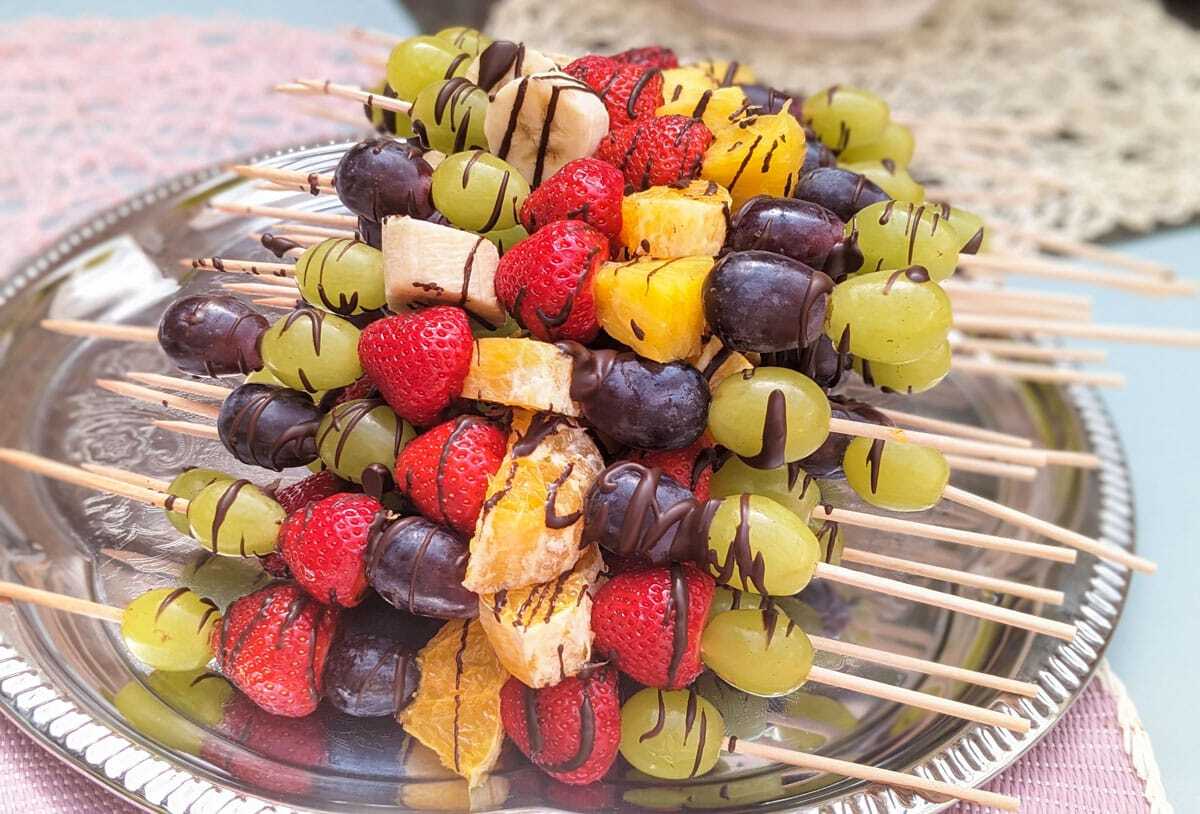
[855,340,951,394]
[824,267,952,365]
[708,456,821,520]
[847,200,960,283]
[366,516,476,619]
[739,84,803,118]
[796,397,892,479]
[843,437,948,512]
[121,587,220,671]
[295,238,386,316]
[157,295,268,377]
[324,612,423,718]
[259,307,363,394]
[801,85,890,153]
[334,139,435,224]
[709,367,831,467]
[217,383,322,471]
[700,608,814,697]
[411,78,490,155]
[316,399,412,484]
[188,479,285,557]
[841,159,925,203]
[793,167,889,222]
[801,130,838,176]
[726,197,852,273]
[560,344,709,450]
[581,463,708,565]
[619,688,723,780]
[165,468,232,534]
[839,121,915,167]
[357,216,382,249]
[759,334,848,391]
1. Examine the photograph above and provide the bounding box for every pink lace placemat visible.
[0,16,1171,814]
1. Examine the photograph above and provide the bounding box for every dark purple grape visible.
[581,462,706,565]
[334,139,435,223]
[792,167,889,221]
[702,250,834,353]
[801,130,838,177]
[561,346,710,450]
[727,196,848,270]
[739,84,804,119]
[366,517,476,619]
[217,383,322,470]
[157,295,268,376]
[760,334,848,391]
[796,397,892,478]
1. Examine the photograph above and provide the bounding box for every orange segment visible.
[461,338,581,416]
[594,256,713,362]
[398,619,509,788]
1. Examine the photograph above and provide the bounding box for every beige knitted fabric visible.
[488,0,1200,241]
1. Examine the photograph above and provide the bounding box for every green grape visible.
[260,307,363,393]
[180,550,271,610]
[692,672,769,740]
[701,608,814,697]
[166,468,232,535]
[188,480,284,556]
[842,436,948,511]
[619,688,723,780]
[809,518,845,566]
[121,587,220,671]
[840,159,925,202]
[386,35,471,101]
[778,689,858,749]
[411,79,490,154]
[709,456,821,520]
[707,584,771,620]
[430,150,529,234]
[932,203,988,254]
[847,200,960,283]
[854,340,951,394]
[294,238,385,316]
[316,399,414,483]
[801,86,890,153]
[435,26,493,56]
[705,495,820,595]
[837,121,915,167]
[245,365,327,404]
[825,268,952,364]
[365,80,416,137]
[709,368,831,465]
[481,223,528,253]
[113,670,232,755]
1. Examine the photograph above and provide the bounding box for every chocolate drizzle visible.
[218,383,321,471]
[545,463,582,529]
[742,388,789,469]
[261,233,304,258]
[866,439,886,493]
[154,587,190,622]
[664,564,690,686]
[707,494,769,594]
[640,690,668,742]
[475,41,527,94]
[210,480,251,553]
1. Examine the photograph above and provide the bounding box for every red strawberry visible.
[500,664,621,785]
[591,564,714,689]
[595,114,714,191]
[520,158,624,240]
[630,437,719,501]
[334,374,377,404]
[274,469,350,515]
[358,307,474,426]
[563,55,663,130]
[215,582,339,717]
[494,220,608,342]
[278,493,381,606]
[394,416,507,535]
[258,552,291,578]
[610,45,679,70]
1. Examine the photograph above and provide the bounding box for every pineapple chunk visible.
[657,85,750,134]
[461,338,581,416]
[702,110,806,209]
[690,59,758,86]
[661,67,719,108]
[593,257,712,362]
[619,181,731,260]
[690,336,755,388]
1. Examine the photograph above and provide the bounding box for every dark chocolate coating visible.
[217,383,323,471]
[726,196,848,270]
[792,167,890,222]
[760,334,848,391]
[796,397,893,478]
[582,462,709,566]
[702,250,834,353]
[334,139,435,223]
[323,629,420,718]
[366,516,477,619]
[157,295,268,377]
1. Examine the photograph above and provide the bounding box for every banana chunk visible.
[466,40,562,98]
[484,71,609,187]
[382,216,506,328]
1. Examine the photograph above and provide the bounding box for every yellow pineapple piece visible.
[690,336,756,388]
[398,619,509,788]
[593,256,713,363]
[657,85,751,134]
[478,545,603,688]
[702,110,806,209]
[461,337,581,416]
[661,67,719,108]
[465,414,603,594]
[619,180,731,260]
[691,58,758,86]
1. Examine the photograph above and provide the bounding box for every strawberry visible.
[591,564,714,688]
[358,307,474,426]
[274,469,351,515]
[215,582,340,717]
[334,374,377,405]
[494,220,608,342]
[394,416,507,535]
[595,115,713,192]
[500,664,621,785]
[563,55,663,130]
[520,158,625,240]
[278,493,381,606]
[630,437,720,501]
[609,45,679,70]
[257,552,291,579]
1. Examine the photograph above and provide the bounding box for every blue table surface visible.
[4,0,1199,808]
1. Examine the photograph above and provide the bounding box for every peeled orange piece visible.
[461,338,581,416]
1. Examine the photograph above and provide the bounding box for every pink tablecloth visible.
[0,16,1171,814]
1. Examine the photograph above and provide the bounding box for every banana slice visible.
[484,71,609,187]
[382,216,506,328]
[465,41,562,98]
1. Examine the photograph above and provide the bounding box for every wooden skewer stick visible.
[990,223,1176,280]
[813,562,1076,640]
[956,312,1200,347]
[184,257,297,278]
[96,379,222,420]
[277,79,413,115]
[815,505,1075,563]
[951,296,1091,323]
[942,280,1093,311]
[40,319,157,343]
[79,464,172,493]
[828,418,1049,467]
[253,297,300,310]
[953,356,1126,388]
[805,666,1028,733]
[874,407,1033,448]
[838,548,1063,605]
[229,164,336,194]
[209,201,358,229]
[0,449,182,511]
[944,454,1038,480]
[958,253,1196,297]
[0,581,124,624]
[154,420,221,441]
[263,223,359,240]
[223,281,301,298]
[943,485,1155,574]
[951,336,1108,364]
[723,737,1018,810]
[344,25,401,48]
[124,373,232,400]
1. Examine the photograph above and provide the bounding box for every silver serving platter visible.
[0,142,1134,813]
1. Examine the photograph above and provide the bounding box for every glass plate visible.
[0,142,1134,813]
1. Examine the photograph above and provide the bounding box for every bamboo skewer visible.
[0,449,181,511]
[184,257,297,278]
[990,224,1177,280]
[223,281,301,298]
[95,379,222,420]
[941,281,1093,312]
[265,223,359,240]
[955,312,1200,347]
[952,357,1126,388]
[873,407,1034,448]
[230,164,336,194]
[276,79,414,115]
[209,201,358,229]
[943,455,1038,480]
[253,296,299,310]
[40,320,157,343]
[828,418,1049,467]
[154,420,221,441]
[957,253,1196,297]
[0,581,124,624]
[79,464,172,493]
[951,336,1108,364]
[124,372,232,400]
[838,548,1063,605]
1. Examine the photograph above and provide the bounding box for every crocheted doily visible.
[488,0,1200,242]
